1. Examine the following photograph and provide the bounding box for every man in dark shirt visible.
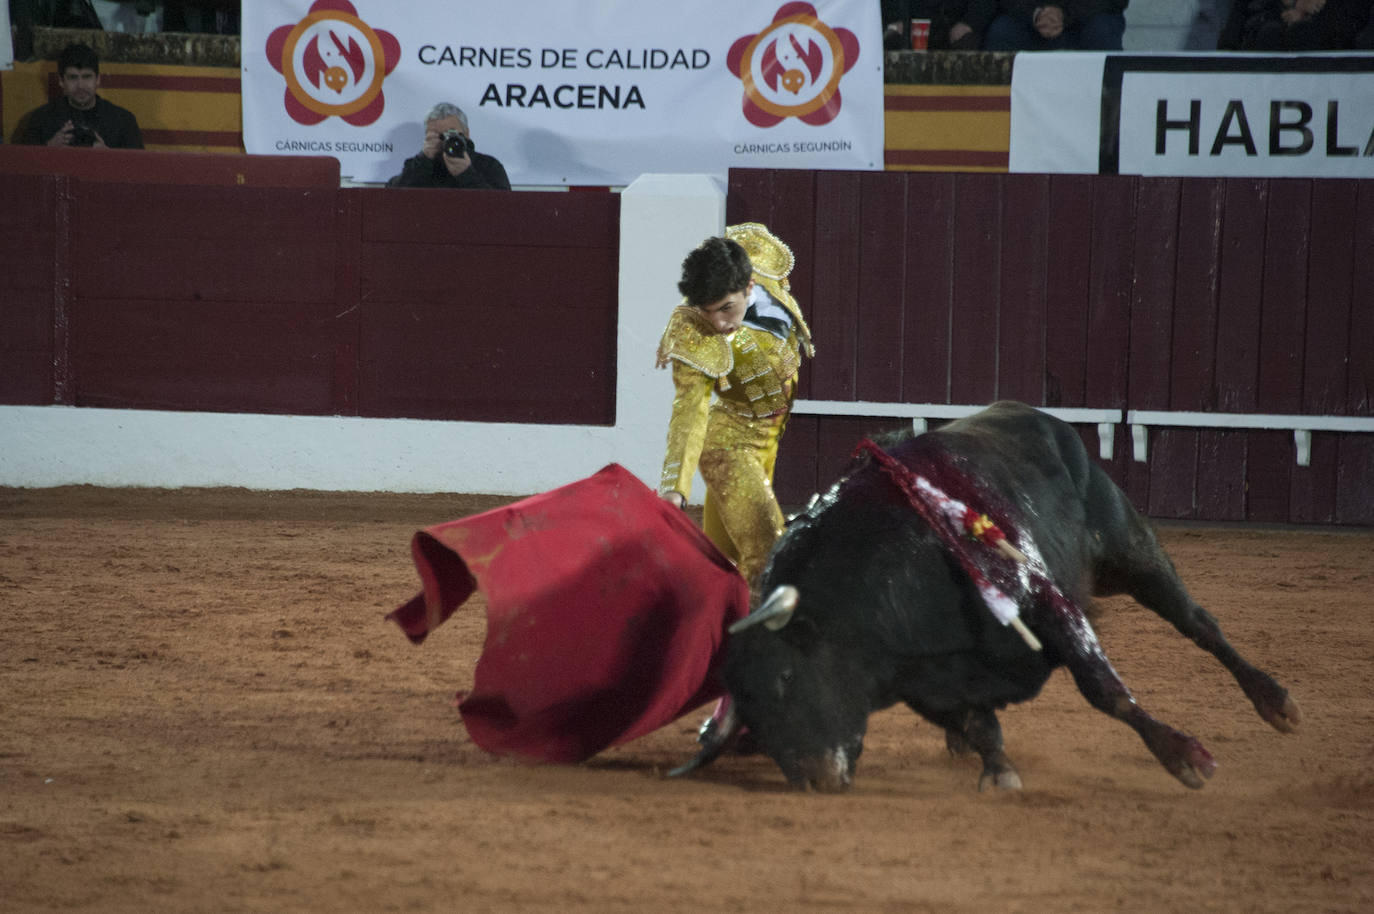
[387,102,511,190]
[20,43,144,149]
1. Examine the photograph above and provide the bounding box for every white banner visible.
[1011,53,1374,178]
[242,0,883,185]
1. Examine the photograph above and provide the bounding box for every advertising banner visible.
[242,0,884,185]
[1010,52,1374,178]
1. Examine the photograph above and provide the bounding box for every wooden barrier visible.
[727,168,1374,525]
[2,159,1370,524]
[0,158,620,427]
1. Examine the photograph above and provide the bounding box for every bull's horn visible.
[728,585,799,634]
[665,701,741,778]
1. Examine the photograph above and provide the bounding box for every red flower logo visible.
[266,0,400,126]
[727,2,860,128]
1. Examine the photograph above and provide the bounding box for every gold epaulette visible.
[655,305,733,379]
[725,223,814,359]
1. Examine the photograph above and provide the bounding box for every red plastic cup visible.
[910,19,931,50]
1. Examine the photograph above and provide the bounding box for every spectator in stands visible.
[386,103,511,190]
[163,1,241,34]
[1358,2,1374,45]
[1218,0,1370,49]
[19,42,145,148]
[982,0,1129,49]
[881,0,998,50]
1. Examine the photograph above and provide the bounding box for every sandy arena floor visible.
[1,485,1371,913]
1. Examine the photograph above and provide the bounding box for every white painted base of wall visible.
[0,173,727,500]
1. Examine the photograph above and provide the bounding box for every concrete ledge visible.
[883,50,1015,86]
[29,26,240,67]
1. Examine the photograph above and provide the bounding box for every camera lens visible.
[442,131,468,158]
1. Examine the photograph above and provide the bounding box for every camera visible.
[70,124,96,147]
[441,129,471,158]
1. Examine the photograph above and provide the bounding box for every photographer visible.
[20,43,144,149]
[387,103,511,190]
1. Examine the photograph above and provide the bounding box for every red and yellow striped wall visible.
[883,84,1011,172]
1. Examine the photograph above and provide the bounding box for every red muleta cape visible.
[387,463,751,764]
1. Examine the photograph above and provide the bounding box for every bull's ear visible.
[728,585,799,634]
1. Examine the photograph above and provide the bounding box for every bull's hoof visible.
[1261,694,1302,734]
[1241,672,1301,734]
[978,768,1023,791]
[1169,736,1216,790]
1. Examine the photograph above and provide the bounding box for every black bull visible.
[672,401,1301,792]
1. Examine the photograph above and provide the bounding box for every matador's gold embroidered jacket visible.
[655,283,811,500]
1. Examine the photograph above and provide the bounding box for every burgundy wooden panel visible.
[1256,180,1311,414]
[809,172,865,400]
[725,168,774,228]
[359,243,616,307]
[0,146,339,188]
[330,192,363,416]
[359,242,615,424]
[73,298,346,414]
[901,173,956,403]
[1289,433,1338,524]
[75,184,339,305]
[774,415,820,507]
[1302,181,1357,415]
[0,350,54,405]
[362,187,618,249]
[1124,178,1179,508]
[1335,437,1374,525]
[997,174,1050,405]
[1128,178,1179,410]
[1214,179,1268,412]
[1341,184,1374,524]
[1348,183,1374,415]
[1170,179,1224,410]
[816,415,910,497]
[1196,429,1247,521]
[1145,429,1199,519]
[948,174,1001,404]
[854,172,908,403]
[0,175,56,306]
[359,301,614,424]
[1042,175,1094,407]
[1083,176,1135,407]
[0,174,57,404]
[1244,430,1291,522]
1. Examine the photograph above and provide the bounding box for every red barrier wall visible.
[3,155,1369,524]
[727,169,1374,526]
[0,150,620,427]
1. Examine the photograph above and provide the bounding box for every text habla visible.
[1156,99,1374,157]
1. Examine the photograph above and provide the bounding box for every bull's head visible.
[671,586,871,792]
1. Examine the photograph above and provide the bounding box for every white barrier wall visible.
[0,174,726,498]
